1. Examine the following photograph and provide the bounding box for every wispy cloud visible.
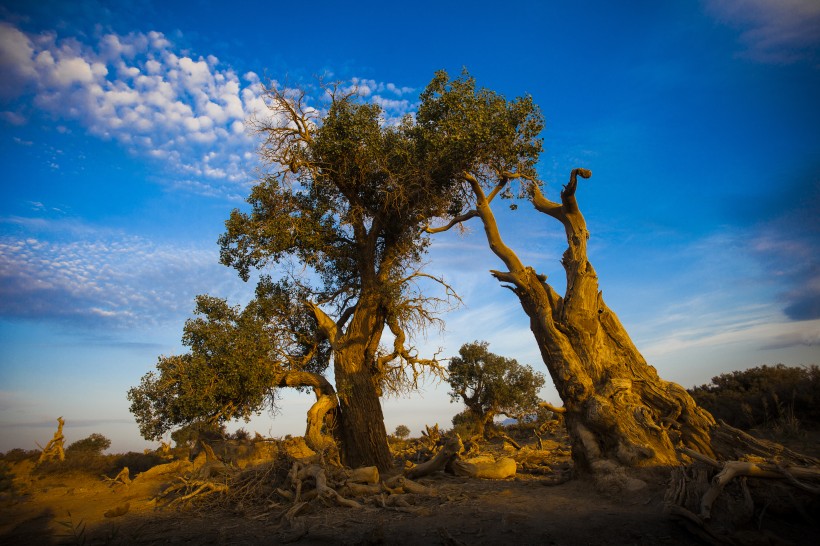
[0,22,419,198]
[704,0,820,65]
[0,215,250,328]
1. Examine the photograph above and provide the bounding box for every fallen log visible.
[405,435,463,480]
[451,456,517,479]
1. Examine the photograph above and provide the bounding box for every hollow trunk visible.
[468,170,715,471]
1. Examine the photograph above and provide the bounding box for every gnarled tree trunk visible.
[308,294,393,471]
[466,169,715,471]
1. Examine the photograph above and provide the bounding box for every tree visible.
[211,81,465,470]
[393,425,410,439]
[128,280,340,457]
[422,70,716,472]
[66,433,111,455]
[447,341,545,437]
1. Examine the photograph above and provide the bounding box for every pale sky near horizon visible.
[1,0,818,454]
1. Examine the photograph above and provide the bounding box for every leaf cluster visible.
[417,69,544,197]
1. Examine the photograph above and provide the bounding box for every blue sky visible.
[1,0,818,453]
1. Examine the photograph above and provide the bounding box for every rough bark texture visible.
[309,294,393,471]
[470,169,715,471]
[275,370,338,456]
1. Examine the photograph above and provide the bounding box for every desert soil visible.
[2,430,818,545]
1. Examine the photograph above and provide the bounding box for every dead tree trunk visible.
[444,169,716,471]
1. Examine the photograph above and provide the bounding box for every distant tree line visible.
[687,364,820,431]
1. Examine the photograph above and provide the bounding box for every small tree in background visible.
[447,341,545,438]
[393,425,411,439]
[66,433,111,455]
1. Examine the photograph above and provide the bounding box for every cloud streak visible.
[704,0,820,65]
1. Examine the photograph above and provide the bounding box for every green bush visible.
[688,364,820,432]
[66,433,111,455]
[393,425,410,439]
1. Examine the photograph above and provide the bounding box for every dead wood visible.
[405,434,463,480]
[451,456,517,479]
[538,401,566,414]
[102,466,131,488]
[36,417,66,465]
[665,422,820,543]
[421,424,441,448]
[345,465,379,484]
[384,475,436,495]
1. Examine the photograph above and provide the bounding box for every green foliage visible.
[170,422,226,449]
[219,85,463,307]
[688,364,820,430]
[416,69,544,197]
[128,71,546,453]
[128,280,328,442]
[447,341,546,431]
[66,433,111,455]
[393,424,411,439]
[450,408,480,438]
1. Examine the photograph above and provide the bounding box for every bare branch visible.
[424,209,478,234]
[530,182,564,220]
[304,301,338,347]
[538,401,566,414]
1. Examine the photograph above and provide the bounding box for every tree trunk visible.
[466,169,715,471]
[275,371,338,455]
[475,410,495,439]
[333,363,393,470]
[319,293,393,471]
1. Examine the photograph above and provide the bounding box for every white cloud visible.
[1,22,420,199]
[0,22,37,99]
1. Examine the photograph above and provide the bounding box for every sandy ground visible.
[2,430,818,545]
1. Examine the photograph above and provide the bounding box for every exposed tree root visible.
[664,422,820,544]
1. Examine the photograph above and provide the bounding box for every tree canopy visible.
[131,79,474,470]
[127,278,330,443]
[448,341,545,436]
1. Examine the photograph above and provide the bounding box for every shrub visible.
[66,433,111,455]
[112,451,164,477]
[1,448,39,463]
[688,364,820,431]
